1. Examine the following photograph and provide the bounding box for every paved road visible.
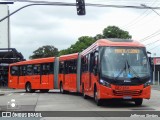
[0,87,160,120]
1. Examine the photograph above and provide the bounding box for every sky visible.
[1,0,160,59]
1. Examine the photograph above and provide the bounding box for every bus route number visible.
[115,86,130,90]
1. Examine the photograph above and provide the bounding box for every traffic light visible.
[76,0,86,15]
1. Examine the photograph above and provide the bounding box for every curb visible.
[0,93,5,96]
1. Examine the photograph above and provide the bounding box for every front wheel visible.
[94,88,102,106]
[134,98,143,106]
[25,83,34,93]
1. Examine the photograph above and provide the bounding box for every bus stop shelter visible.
[0,48,25,87]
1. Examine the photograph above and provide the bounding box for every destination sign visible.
[115,49,140,54]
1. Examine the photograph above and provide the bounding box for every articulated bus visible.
[8,38,151,106]
[80,39,151,106]
[8,57,57,92]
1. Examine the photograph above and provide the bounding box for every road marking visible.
[20,93,25,96]
[32,93,37,95]
[7,93,13,96]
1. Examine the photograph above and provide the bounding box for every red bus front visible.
[81,45,151,106]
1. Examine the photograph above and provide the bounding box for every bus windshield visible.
[101,47,150,80]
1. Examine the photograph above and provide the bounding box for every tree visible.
[59,36,95,56]
[29,45,58,59]
[94,34,104,40]
[102,26,132,39]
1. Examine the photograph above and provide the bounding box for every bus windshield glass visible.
[101,47,150,80]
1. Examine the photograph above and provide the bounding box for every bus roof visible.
[59,53,78,61]
[81,39,145,56]
[10,57,55,66]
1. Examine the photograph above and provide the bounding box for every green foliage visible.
[59,36,95,56]
[94,34,104,40]
[29,45,58,59]
[103,26,132,39]
[30,26,132,57]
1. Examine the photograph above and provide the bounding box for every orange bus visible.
[58,53,80,93]
[80,39,151,106]
[8,57,57,93]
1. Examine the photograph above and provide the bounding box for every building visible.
[0,5,25,87]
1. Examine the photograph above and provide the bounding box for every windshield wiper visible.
[126,60,140,79]
[115,59,140,81]
[115,62,127,80]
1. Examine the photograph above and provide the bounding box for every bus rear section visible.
[81,39,151,106]
[58,53,80,93]
[8,57,57,93]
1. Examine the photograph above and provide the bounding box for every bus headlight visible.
[144,80,151,88]
[100,79,111,88]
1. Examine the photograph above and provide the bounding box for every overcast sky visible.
[3,0,160,59]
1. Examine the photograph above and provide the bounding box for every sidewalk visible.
[151,85,160,91]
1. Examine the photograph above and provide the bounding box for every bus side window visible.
[11,66,19,76]
[49,62,54,74]
[59,61,64,74]
[26,65,33,75]
[33,64,40,75]
[64,61,69,74]
[19,66,24,76]
[22,66,26,76]
[42,63,50,75]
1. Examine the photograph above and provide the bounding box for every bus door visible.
[59,61,65,88]
[90,51,99,95]
[9,66,19,88]
[41,63,50,89]
[64,61,69,90]
[83,54,90,94]
[18,66,26,89]
[69,60,77,92]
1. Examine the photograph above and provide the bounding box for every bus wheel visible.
[82,85,87,99]
[134,98,143,106]
[25,83,33,93]
[60,83,66,94]
[94,88,102,106]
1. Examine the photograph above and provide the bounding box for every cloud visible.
[7,0,160,59]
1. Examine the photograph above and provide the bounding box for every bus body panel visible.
[97,84,151,99]
[8,57,56,91]
[18,76,25,89]
[9,76,18,89]
[59,53,78,92]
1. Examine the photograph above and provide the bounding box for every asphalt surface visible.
[0,86,160,120]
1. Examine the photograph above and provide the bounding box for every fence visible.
[153,71,160,85]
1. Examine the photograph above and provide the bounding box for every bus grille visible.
[113,90,142,96]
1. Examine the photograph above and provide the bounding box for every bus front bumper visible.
[98,84,151,100]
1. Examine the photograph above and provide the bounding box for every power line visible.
[121,0,158,29]
[145,39,160,46]
[148,42,160,50]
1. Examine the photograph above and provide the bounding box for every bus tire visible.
[82,84,87,99]
[134,98,143,106]
[94,87,102,106]
[25,82,34,93]
[60,82,66,94]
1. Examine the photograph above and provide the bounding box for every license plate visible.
[123,96,132,99]
[115,86,130,90]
